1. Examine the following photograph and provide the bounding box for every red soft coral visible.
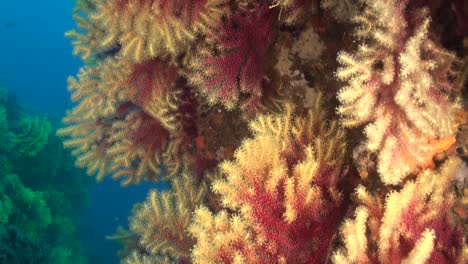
[190,4,277,111]
[127,59,178,107]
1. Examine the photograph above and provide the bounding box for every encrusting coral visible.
[60,0,468,263]
[335,0,461,185]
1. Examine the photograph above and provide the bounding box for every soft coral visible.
[190,4,277,111]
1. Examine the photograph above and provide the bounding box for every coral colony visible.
[59,0,467,263]
[0,85,92,263]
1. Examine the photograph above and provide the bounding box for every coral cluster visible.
[336,0,460,184]
[61,0,467,263]
[333,157,465,263]
[0,86,91,263]
[129,172,206,262]
[190,99,346,263]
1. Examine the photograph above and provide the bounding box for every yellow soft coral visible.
[57,59,184,185]
[190,94,347,263]
[336,0,460,184]
[333,157,466,264]
[66,0,104,60]
[122,251,175,264]
[130,172,206,261]
[92,0,227,62]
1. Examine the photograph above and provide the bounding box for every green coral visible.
[0,85,91,263]
[13,116,51,157]
[1,173,52,240]
[0,84,6,104]
[0,107,16,152]
[0,196,13,224]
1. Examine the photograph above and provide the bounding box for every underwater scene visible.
[0,0,467,263]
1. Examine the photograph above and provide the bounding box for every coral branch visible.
[129,172,205,261]
[336,0,461,184]
[333,157,466,264]
[190,95,347,263]
[189,4,277,110]
[91,0,227,62]
[57,59,184,185]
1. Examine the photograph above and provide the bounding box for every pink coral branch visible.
[191,4,277,110]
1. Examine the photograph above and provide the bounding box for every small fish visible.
[5,21,16,28]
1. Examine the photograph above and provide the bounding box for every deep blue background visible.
[0,2,162,263]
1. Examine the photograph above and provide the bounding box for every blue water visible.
[0,2,164,263]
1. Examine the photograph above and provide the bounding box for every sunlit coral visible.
[122,58,183,135]
[333,157,466,264]
[190,95,347,263]
[336,0,461,184]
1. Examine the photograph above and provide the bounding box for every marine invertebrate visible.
[12,116,51,158]
[291,25,324,63]
[106,106,178,185]
[91,0,227,62]
[66,0,103,61]
[321,0,358,22]
[0,173,51,241]
[130,172,206,262]
[336,0,460,184]
[57,60,130,182]
[240,0,310,25]
[58,58,185,185]
[126,58,180,132]
[60,0,468,262]
[333,157,466,264]
[189,4,277,111]
[122,251,175,264]
[190,96,347,263]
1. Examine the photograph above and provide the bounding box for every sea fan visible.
[190,96,347,263]
[333,157,466,264]
[92,0,227,62]
[336,0,460,184]
[189,4,277,110]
